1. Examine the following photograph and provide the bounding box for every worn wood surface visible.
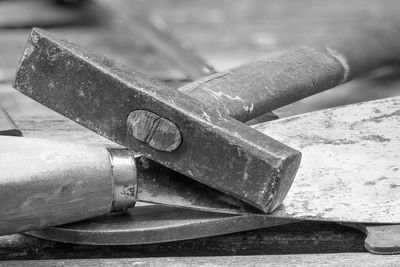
[2,253,400,267]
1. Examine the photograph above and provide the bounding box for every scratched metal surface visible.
[254,96,400,223]
[28,204,293,245]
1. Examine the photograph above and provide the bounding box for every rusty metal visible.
[0,107,22,136]
[0,136,116,236]
[341,223,400,255]
[254,96,400,223]
[29,205,400,251]
[126,110,182,152]
[14,28,301,213]
[27,204,295,245]
[178,21,400,122]
[107,148,138,212]
[98,0,215,80]
[28,96,400,245]
[362,225,400,255]
[0,136,257,236]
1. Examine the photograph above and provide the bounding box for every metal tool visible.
[346,224,400,255]
[14,28,301,213]
[0,136,256,236]
[29,96,400,255]
[27,205,400,255]
[255,96,400,223]
[0,108,22,136]
[3,107,399,254]
[10,26,400,239]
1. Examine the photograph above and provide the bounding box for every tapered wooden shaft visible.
[0,136,136,236]
[179,22,400,122]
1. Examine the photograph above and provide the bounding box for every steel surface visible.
[28,204,294,245]
[0,107,22,136]
[14,28,301,213]
[255,96,400,223]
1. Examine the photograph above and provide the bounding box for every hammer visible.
[13,23,400,216]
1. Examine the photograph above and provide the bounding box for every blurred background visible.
[1,0,400,121]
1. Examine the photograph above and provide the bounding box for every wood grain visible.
[2,253,400,267]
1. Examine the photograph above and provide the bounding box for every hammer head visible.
[13,28,301,213]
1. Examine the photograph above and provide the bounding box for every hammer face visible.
[14,28,301,213]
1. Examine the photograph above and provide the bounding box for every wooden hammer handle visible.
[0,137,136,236]
[179,22,400,122]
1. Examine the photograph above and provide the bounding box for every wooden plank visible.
[2,253,400,266]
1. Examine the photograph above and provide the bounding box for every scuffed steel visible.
[255,96,400,223]
[27,204,295,245]
[0,107,22,136]
[107,148,138,212]
[364,225,400,255]
[13,28,301,213]
[0,136,114,236]
[127,110,182,152]
[342,223,400,255]
[135,157,259,215]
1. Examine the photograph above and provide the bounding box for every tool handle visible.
[0,137,136,236]
[178,22,400,122]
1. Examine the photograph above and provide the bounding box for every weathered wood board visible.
[3,253,400,267]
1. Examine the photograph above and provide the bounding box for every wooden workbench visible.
[1,0,400,264]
